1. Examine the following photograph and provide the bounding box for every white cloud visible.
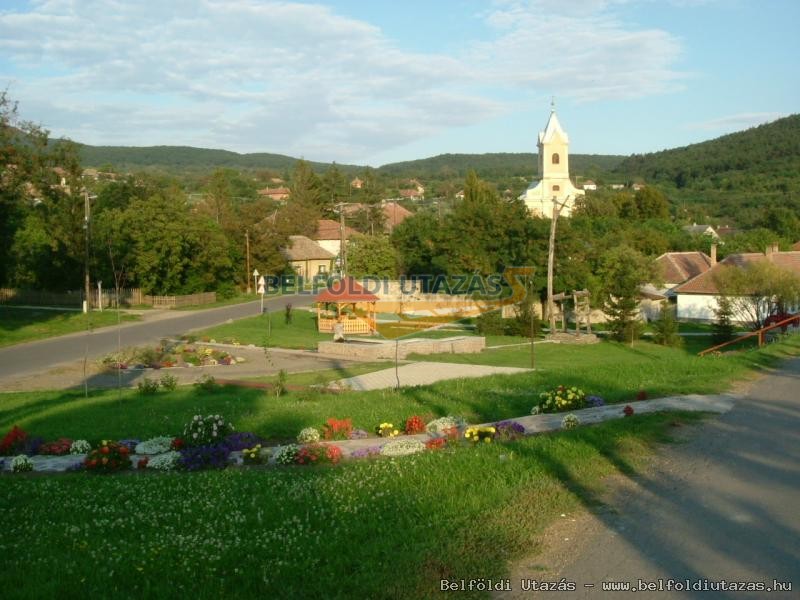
[0,0,687,162]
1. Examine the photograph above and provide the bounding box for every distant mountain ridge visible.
[77,143,625,179]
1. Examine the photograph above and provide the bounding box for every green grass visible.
[2,335,798,445]
[0,307,140,348]
[196,311,330,349]
[174,293,262,311]
[0,411,703,599]
[240,362,393,387]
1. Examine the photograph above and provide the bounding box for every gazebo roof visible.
[315,277,379,303]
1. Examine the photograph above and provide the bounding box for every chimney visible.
[710,244,717,266]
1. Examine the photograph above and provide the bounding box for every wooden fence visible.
[0,288,216,309]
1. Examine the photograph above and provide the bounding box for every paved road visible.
[511,357,800,599]
[0,294,314,380]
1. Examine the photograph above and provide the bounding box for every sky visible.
[0,0,797,166]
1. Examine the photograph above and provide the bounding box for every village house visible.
[313,219,357,257]
[582,180,597,191]
[282,235,333,279]
[350,177,363,189]
[257,186,291,201]
[673,245,800,322]
[682,223,720,240]
[654,250,715,295]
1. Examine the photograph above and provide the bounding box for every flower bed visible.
[99,341,244,371]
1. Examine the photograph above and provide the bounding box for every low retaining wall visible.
[317,336,485,360]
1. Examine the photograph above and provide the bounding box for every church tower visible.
[519,102,584,218]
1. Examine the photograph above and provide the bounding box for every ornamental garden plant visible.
[532,385,587,414]
[84,441,132,473]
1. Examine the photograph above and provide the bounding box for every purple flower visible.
[349,429,369,440]
[118,439,141,452]
[587,395,605,408]
[223,432,265,451]
[22,436,44,456]
[179,443,231,471]
[494,420,525,440]
[350,445,382,459]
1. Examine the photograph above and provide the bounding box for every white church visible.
[519,104,584,218]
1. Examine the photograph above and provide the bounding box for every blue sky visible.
[0,0,797,166]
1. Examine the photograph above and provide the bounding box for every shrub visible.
[380,439,425,457]
[84,441,132,473]
[404,415,426,435]
[39,438,73,455]
[136,346,161,367]
[623,405,635,417]
[296,443,342,466]
[69,440,92,455]
[159,373,178,392]
[137,377,160,395]
[464,426,496,444]
[274,369,288,397]
[712,295,736,345]
[375,423,399,438]
[11,454,33,473]
[147,451,181,471]
[179,444,231,471]
[274,444,301,465]
[322,418,353,440]
[135,436,174,455]
[194,374,218,392]
[561,414,580,430]
[0,425,28,456]
[183,414,234,447]
[636,390,647,401]
[534,385,586,414]
[494,420,525,441]
[297,427,321,444]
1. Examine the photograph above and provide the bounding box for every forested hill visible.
[615,114,800,193]
[77,144,361,173]
[377,152,624,180]
[77,142,624,180]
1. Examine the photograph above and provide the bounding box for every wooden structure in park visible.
[549,289,593,335]
[314,277,378,335]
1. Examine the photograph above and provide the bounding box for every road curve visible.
[0,293,313,380]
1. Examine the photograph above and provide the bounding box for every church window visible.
[552,153,560,165]
[552,185,560,192]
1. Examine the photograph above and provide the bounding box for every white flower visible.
[192,433,198,438]
[11,455,33,473]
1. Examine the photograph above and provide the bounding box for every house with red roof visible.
[313,219,357,256]
[673,245,800,322]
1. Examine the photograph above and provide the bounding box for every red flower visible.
[100,446,110,455]
[623,405,634,417]
[426,438,446,450]
[119,446,129,455]
[137,457,149,469]
[404,415,426,435]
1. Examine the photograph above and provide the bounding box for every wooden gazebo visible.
[314,277,378,335]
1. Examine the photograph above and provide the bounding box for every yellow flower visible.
[484,438,491,443]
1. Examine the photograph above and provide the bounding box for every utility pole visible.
[546,195,570,336]
[245,230,251,294]
[336,202,350,277]
[83,190,91,313]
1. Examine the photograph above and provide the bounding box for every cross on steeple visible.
[550,96,555,112]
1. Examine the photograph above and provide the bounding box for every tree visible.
[289,160,322,209]
[712,261,800,329]
[346,234,398,278]
[320,163,346,218]
[712,295,735,345]
[651,302,682,347]
[634,186,670,220]
[598,245,653,344]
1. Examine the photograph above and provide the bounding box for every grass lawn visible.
[2,335,798,445]
[174,292,261,311]
[195,310,330,349]
[237,362,393,387]
[0,307,140,348]
[0,411,704,599]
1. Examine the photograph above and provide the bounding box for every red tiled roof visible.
[258,187,290,197]
[655,252,712,285]
[399,189,420,198]
[315,219,356,240]
[315,277,379,303]
[792,241,800,251]
[674,251,800,294]
[282,235,334,261]
[382,202,412,230]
